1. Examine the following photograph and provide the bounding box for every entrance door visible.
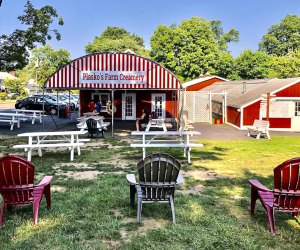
[151,93,166,118]
[92,93,110,111]
[122,93,136,120]
[292,101,300,131]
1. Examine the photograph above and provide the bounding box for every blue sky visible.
[1,0,300,59]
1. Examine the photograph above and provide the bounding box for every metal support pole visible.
[124,89,127,121]
[69,89,71,110]
[42,87,45,131]
[57,91,59,117]
[111,89,114,137]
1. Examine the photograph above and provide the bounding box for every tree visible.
[150,17,239,80]
[267,49,300,78]
[214,52,239,80]
[234,50,271,79]
[0,0,64,71]
[259,15,300,56]
[85,26,149,56]
[19,45,71,87]
[3,78,26,95]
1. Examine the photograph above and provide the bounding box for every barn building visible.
[44,52,182,124]
[182,74,227,90]
[200,78,300,131]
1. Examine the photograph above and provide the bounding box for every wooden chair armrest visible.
[126,174,137,185]
[176,174,184,185]
[36,176,53,187]
[249,179,270,192]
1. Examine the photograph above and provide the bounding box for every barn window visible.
[295,102,300,116]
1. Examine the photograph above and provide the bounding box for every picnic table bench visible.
[247,119,270,139]
[0,112,27,130]
[13,131,90,161]
[77,116,110,132]
[13,109,44,124]
[131,131,203,163]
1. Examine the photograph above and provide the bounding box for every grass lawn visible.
[0,135,300,249]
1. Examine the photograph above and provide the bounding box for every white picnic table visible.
[145,118,167,131]
[13,130,89,161]
[77,116,110,132]
[82,112,100,117]
[0,112,28,130]
[77,116,104,122]
[13,109,44,124]
[131,130,203,163]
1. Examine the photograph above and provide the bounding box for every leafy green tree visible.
[267,49,300,78]
[3,78,26,94]
[85,26,149,56]
[214,52,239,80]
[234,49,271,79]
[20,45,71,87]
[259,15,300,56]
[0,31,28,72]
[150,17,239,80]
[0,0,64,71]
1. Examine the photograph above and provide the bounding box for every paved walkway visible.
[0,103,299,139]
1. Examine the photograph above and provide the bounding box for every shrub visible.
[0,92,7,101]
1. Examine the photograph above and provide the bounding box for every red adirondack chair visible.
[249,157,300,235]
[0,155,53,227]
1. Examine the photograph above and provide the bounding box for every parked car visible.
[15,96,65,115]
[47,93,77,111]
[34,94,76,111]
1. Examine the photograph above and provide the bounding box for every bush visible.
[10,90,28,100]
[0,92,7,101]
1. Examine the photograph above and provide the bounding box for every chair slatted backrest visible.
[137,153,181,201]
[0,155,35,205]
[86,118,98,133]
[273,158,300,211]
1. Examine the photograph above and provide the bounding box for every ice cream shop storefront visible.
[45,52,181,121]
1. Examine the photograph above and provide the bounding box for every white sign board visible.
[80,71,146,84]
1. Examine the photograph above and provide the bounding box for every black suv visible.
[15,96,65,115]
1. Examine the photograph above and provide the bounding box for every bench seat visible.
[131,143,203,148]
[31,139,90,143]
[13,142,84,149]
[0,119,17,123]
[13,142,84,161]
[247,119,270,139]
[0,118,19,130]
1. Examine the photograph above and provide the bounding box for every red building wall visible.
[261,117,291,128]
[80,90,177,119]
[227,106,241,127]
[243,101,291,129]
[243,101,260,126]
[275,82,300,97]
[186,78,225,91]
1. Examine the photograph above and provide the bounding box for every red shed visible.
[182,74,227,91]
[44,52,181,122]
[201,78,300,131]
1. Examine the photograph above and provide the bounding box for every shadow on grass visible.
[192,169,300,238]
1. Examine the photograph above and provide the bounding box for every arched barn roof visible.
[44,52,181,90]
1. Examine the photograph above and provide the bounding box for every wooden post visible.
[266,93,270,121]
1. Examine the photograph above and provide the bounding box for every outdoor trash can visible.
[58,105,67,118]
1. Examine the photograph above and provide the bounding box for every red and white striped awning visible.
[45,53,181,90]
